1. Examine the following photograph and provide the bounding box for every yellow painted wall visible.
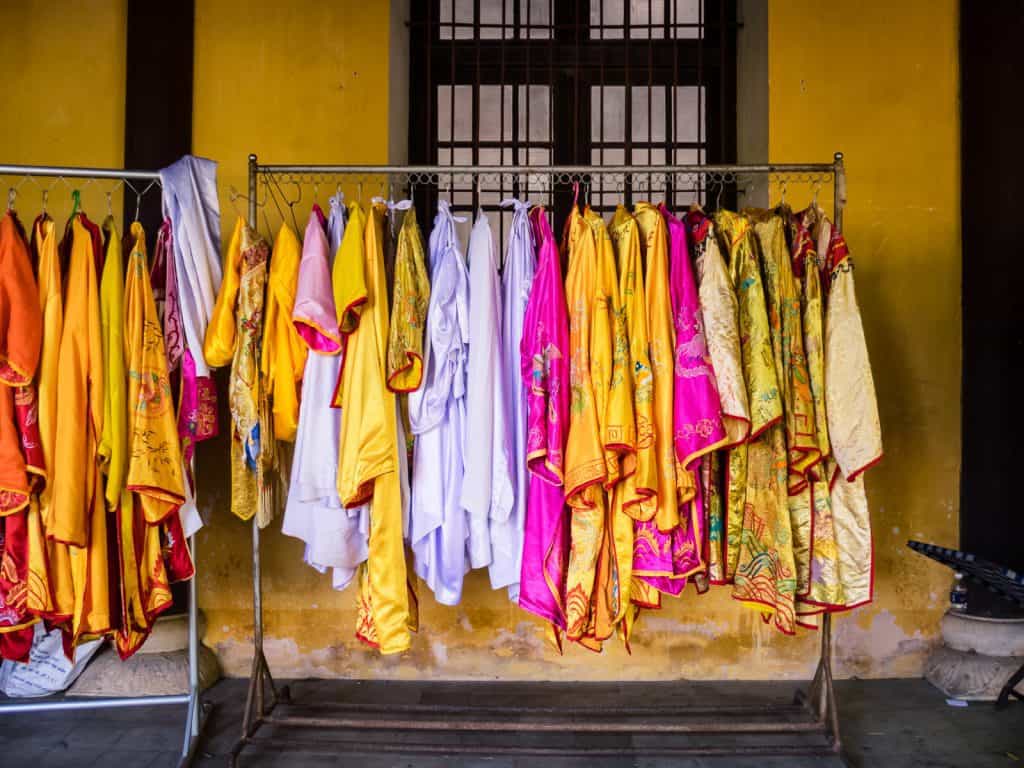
[768,0,961,677]
[0,0,961,681]
[0,0,126,216]
[198,0,961,681]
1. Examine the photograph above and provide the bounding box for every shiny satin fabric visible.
[97,218,127,512]
[497,199,536,602]
[225,225,270,525]
[409,202,470,605]
[26,215,73,622]
[385,206,430,392]
[823,221,881,612]
[461,211,514,574]
[561,205,607,645]
[261,224,307,443]
[518,207,570,637]
[118,222,185,658]
[335,203,410,654]
[583,207,633,639]
[747,211,816,598]
[685,210,747,584]
[715,210,796,636]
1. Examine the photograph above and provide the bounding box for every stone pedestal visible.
[68,612,221,697]
[925,611,1024,701]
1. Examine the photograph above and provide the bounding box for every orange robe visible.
[26,215,74,622]
[0,211,43,654]
[55,214,110,646]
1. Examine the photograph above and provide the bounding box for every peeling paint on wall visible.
[189,0,960,682]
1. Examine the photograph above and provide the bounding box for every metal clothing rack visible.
[0,163,210,768]
[232,153,849,765]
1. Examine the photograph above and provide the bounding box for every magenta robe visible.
[517,207,570,628]
[633,207,725,596]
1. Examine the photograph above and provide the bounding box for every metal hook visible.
[358,181,363,204]
[7,187,15,211]
[312,179,320,205]
[715,181,725,211]
[812,180,821,209]
[780,179,788,206]
[41,188,48,214]
[106,191,114,217]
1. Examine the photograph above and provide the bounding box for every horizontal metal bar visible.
[289,701,807,717]
[246,735,835,758]
[0,693,189,714]
[257,163,836,176]
[0,163,161,181]
[266,714,822,733]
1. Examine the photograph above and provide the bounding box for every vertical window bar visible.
[473,0,481,213]
[501,0,507,224]
[697,0,705,203]
[524,0,531,202]
[599,0,605,210]
[668,0,677,208]
[624,0,632,208]
[647,0,654,203]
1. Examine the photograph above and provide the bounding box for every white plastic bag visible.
[0,624,102,697]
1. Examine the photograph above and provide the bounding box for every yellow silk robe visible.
[386,207,430,392]
[715,211,796,635]
[635,202,683,531]
[748,211,817,598]
[119,222,182,657]
[203,217,243,369]
[336,203,410,654]
[261,224,306,443]
[98,217,127,511]
[584,207,634,640]
[609,206,657,521]
[26,216,73,621]
[54,216,110,644]
[562,206,607,644]
[609,205,660,634]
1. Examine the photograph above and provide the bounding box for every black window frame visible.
[409,0,738,228]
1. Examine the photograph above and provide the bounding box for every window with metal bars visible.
[408,0,737,239]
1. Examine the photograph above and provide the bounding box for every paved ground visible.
[0,678,1021,767]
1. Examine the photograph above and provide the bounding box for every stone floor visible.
[0,678,1021,767]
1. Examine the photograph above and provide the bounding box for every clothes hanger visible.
[6,187,15,212]
[134,188,143,222]
[70,189,81,219]
[106,191,114,219]
[41,188,48,216]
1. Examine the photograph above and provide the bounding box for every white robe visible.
[462,211,515,577]
[409,202,470,605]
[282,196,368,590]
[158,155,223,378]
[494,199,535,599]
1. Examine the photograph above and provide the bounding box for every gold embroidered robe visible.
[562,206,607,644]
[715,210,796,635]
[635,202,684,531]
[584,207,634,641]
[118,222,184,657]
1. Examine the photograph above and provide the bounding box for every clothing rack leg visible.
[177,533,212,767]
